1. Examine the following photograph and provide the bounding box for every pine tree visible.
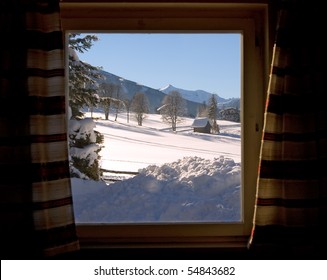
[68,117,104,180]
[68,33,103,118]
[208,94,220,134]
[68,33,104,181]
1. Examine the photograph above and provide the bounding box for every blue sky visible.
[76,33,241,99]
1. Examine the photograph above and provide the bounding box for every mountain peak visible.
[159,84,175,91]
[159,84,229,104]
[97,68,239,115]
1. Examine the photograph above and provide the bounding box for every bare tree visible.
[130,92,149,126]
[112,84,125,121]
[98,83,116,120]
[160,90,187,132]
[84,81,100,118]
[123,98,132,123]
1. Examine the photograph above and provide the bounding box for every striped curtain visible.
[1,0,79,258]
[248,0,327,257]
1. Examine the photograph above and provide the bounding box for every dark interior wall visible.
[58,0,274,260]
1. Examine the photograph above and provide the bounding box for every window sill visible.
[76,224,250,249]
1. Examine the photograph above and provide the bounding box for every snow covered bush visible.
[69,116,104,180]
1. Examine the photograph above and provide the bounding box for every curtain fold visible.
[248,0,327,257]
[1,0,79,258]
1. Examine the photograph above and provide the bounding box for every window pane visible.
[68,33,241,224]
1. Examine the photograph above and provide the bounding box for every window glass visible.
[68,33,242,224]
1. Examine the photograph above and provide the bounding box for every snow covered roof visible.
[191,117,211,128]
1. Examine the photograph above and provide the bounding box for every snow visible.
[69,117,100,168]
[68,48,80,62]
[71,112,241,223]
[70,144,100,165]
[191,117,210,128]
[159,84,224,104]
[69,118,97,142]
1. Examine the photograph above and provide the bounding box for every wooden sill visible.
[76,224,250,249]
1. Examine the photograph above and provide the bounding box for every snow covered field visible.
[71,112,241,223]
[98,113,241,172]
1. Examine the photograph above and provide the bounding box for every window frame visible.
[60,1,269,249]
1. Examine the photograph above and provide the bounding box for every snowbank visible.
[72,155,241,223]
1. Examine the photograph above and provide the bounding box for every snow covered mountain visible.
[159,84,224,104]
[98,70,205,117]
[97,69,240,116]
[159,84,240,109]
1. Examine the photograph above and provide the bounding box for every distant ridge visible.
[97,69,240,116]
[159,84,231,105]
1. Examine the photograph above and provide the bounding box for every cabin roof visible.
[191,117,211,128]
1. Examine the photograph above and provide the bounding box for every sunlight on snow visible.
[72,112,241,223]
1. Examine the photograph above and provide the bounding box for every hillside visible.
[99,70,202,117]
[97,69,240,117]
[159,84,227,104]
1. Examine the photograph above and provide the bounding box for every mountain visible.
[159,84,225,104]
[98,69,165,113]
[159,84,240,110]
[97,69,240,117]
[98,70,204,117]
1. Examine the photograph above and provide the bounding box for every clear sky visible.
[76,33,241,99]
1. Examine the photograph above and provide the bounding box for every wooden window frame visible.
[60,1,269,249]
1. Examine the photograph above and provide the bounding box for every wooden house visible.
[191,117,212,134]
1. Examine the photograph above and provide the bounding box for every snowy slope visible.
[71,112,241,223]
